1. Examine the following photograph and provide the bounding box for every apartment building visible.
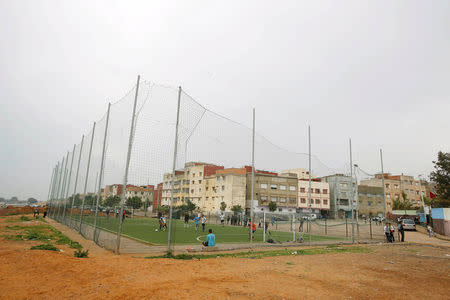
[103,184,154,204]
[282,168,330,214]
[357,185,384,217]
[360,173,426,213]
[321,174,358,219]
[248,168,298,214]
[201,168,247,213]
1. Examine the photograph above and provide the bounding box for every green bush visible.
[19,215,31,221]
[30,244,59,251]
[74,248,89,258]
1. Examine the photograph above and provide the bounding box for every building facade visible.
[357,185,384,217]
[321,174,357,219]
[282,168,330,214]
[248,170,298,214]
[360,173,426,213]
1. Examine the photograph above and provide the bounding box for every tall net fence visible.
[47,78,387,254]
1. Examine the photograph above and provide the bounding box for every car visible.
[401,218,416,231]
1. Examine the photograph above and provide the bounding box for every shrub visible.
[30,244,59,251]
[74,248,89,258]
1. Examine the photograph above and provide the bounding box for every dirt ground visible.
[0,214,449,299]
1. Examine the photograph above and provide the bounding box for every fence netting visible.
[48,78,387,254]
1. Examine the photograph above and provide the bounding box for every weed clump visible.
[74,249,89,258]
[30,244,59,251]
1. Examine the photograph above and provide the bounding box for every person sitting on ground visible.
[202,229,215,247]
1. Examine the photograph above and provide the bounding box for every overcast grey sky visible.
[1,1,449,201]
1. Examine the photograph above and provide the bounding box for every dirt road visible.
[1,214,449,299]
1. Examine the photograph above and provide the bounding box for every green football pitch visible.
[71,215,343,245]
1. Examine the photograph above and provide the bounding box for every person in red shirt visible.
[248,220,256,240]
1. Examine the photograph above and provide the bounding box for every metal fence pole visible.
[57,152,69,221]
[308,125,312,246]
[167,85,182,253]
[369,217,373,239]
[70,135,85,227]
[79,122,96,233]
[117,76,141,254]
[47,167,56,204]
[250,108,255,247]
[51,162,61,217]
[263,211,266,242]
[349,138,355,243]
[48,165,58,216]
[93,103,111,236]
[62,144,76,224]
[345,216,348,237]
[325,217,327,235]
[53,158,64,218]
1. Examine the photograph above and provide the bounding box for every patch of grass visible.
[146,246,370,260]
[286,262,294,265]
[20,215,31,221]
[74,248,89,258]
[5,225,27,230]
[2,234,23,241]
[30,244,59,251]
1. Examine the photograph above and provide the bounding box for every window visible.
[323,199,328,205]
[416,191,419,195]
[199,172,202,176]
[261,183,267,189]
[206,197,209,201]
[387,194,391,199]
[199,188,202,192]
[315,189,320,194]
[260,196,268,202]
[289,186,296,191]
[289,197,296,203]
[340,183,348,188]
[395,194,399,200]
[368,201,372,206]
[199,180,202,184]
[315,199,320,204]
[192,180,195,184]
[191,189,194,193]
[206,187,209,191]
[301,198,306,203]
[222,186,225,191]
[300,188,306,193]
[385,184,390,189]
[192,173,195,177]
[367,193,372,198]
[280,197,286,203]
[270,184,277,190]
[280,185,286,190]
[323,189,328,194]
[394,184,399,189]
[271,197,277,202]
[378,201,382,206]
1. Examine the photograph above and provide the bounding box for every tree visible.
[430,151,450,207]
[231,205,243,215]
[103,195,121,207]
[126,196,143,209]
[393,191,413,210]
[84,195,95,206]
[268,201,277,212]
[157,205,170,214]
[27,198,38,205]
[220,201,227,212]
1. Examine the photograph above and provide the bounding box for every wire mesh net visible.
[48,78,388,254]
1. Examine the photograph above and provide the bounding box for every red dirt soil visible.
[0,214,449,299]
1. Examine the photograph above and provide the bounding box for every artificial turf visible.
[70,215,344,245]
